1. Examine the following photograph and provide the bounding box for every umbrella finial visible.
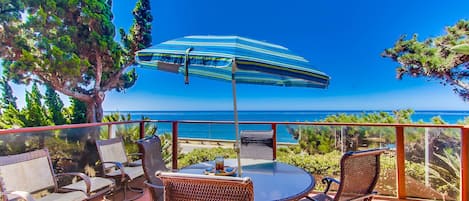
[184,47,193,84]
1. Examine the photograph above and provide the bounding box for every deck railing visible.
[0,120,467,201]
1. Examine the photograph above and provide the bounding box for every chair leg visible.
[128,182,144,193]
[122,179,145,201]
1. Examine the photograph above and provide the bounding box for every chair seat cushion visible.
[107,166,144,180]
[36,191,87,201]
[62,177,114,193]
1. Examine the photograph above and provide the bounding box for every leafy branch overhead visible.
[0,0,153,122]
[382,20,469,101]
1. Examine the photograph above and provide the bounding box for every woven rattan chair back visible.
[96,137,129,170]
[156,172,254,201]
[137,135,169,201]
[334,149,385,201]
[0,149,56,194]
[240,130,274,160]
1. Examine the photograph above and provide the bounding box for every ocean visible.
[105,110,469,143]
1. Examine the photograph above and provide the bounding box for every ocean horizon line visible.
[104,109,469,113]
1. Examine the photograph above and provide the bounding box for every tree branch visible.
[35,72,92,103]
[95,55,102,91]
[444,73,469,90]
[101,63,131,91]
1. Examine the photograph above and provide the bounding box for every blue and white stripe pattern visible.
[136,35,330,88]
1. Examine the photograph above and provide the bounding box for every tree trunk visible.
[79,94,105,172]
[84,92,105,123]
[85,101,97,123]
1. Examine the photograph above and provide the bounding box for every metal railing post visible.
[139,121,145,139]
[172,121,179,170]
[271,123,277,160]
[395,126,406,199]
[461,127,469,201]
[107,124,113,139]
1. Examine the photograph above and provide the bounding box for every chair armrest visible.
[56,172,91,195]
[102,161,127,182]
[127,153,142,157]
[321,177,340,193]
[6,191,36,201]
[144,181,164,189]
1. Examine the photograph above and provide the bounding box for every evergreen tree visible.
[0,76,17,109]
[45,84,66,125]
[0,0,24,58]
[382,20,469,101]
[23,83,51,127]
[0,104,24,129]
[69,98,87,124]
[1,0,152,122]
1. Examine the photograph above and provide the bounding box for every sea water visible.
[105,110,469,143]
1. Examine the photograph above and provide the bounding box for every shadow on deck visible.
[89,177,405,201]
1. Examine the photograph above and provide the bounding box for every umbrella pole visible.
[232,60,242,177]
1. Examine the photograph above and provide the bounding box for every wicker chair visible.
[96,137,144,201]
[156,171,253,201]
[240,130,274,160]
[136,135,170,201]
[307,148,387,201]
[0,149,115,201]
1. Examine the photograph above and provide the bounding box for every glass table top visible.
[179,159,316,201]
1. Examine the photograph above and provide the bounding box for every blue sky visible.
[10,0,469,111]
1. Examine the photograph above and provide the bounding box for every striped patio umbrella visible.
[136,35,330,175]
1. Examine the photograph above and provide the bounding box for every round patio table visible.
[179,159,315,201]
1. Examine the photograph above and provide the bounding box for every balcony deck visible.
[0,120,466,201]
[90,178,405,201]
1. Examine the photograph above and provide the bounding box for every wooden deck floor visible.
[91,178,405,201]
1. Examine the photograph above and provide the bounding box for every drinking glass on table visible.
[215,156,224,171]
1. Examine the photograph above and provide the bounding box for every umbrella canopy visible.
[136,35,330,176]
[136,35,329,87]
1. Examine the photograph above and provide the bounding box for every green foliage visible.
[69,98,87,124]
[0,104,23,128]
[101,112,164,157]
[102,112,140,154]
[0,0,24,58]
[22,83,51,127]
[45,85,67,125]
[297,126,336,154]
[0,0,152,122]
[119,0,153,63]
[451,43,469,55]
[158,133,174,165]
[178,147,236,168]
[429,148,460,196]
[0,76,17,109]
[277,148,342,176]
[382,20,469,101]
[294,110,414,154]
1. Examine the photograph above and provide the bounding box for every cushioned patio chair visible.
[240,130,274,160]
[0,149,115,201]
[156,171,253,201]
[306,148,387,201]
[136,135,170,201]
[96,137,144,201]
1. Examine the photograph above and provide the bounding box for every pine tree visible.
[0,76,17,109]
[0,104,24,129]
[23,83,51,127]
[383,20,469,101]
[1,0,152,122]
[69,98,87,124]
[45,84,66,125]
